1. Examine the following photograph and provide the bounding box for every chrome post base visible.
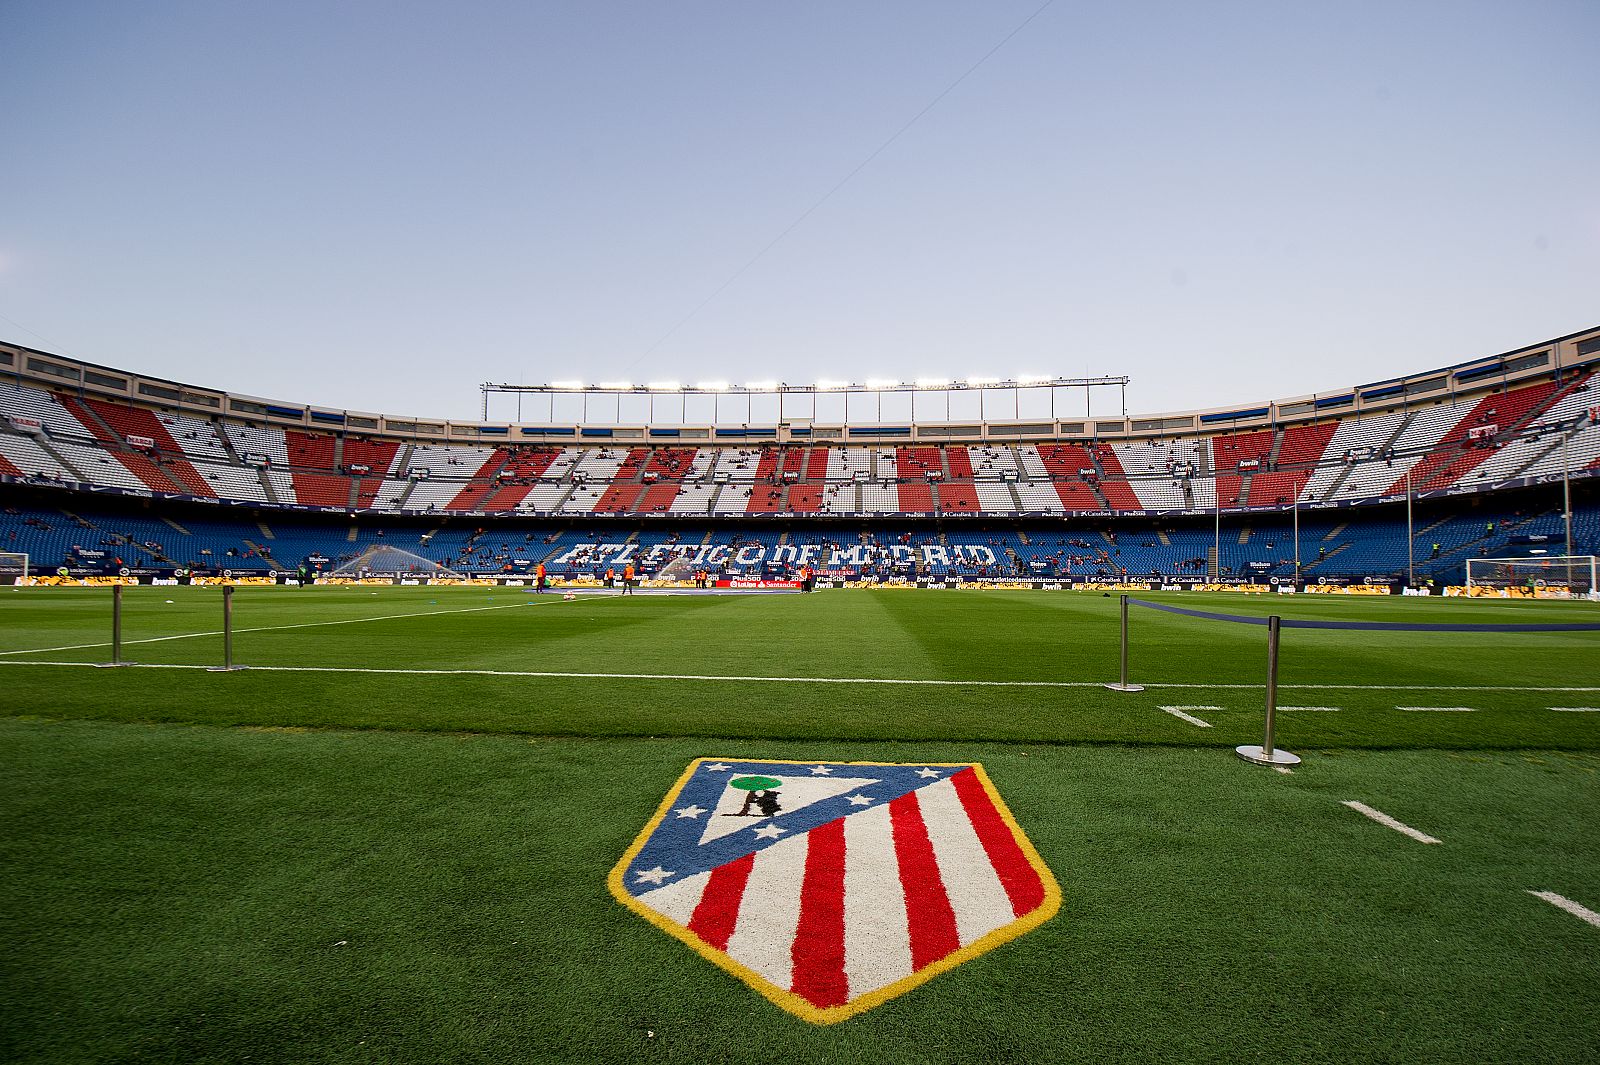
[1235,744,1302,767]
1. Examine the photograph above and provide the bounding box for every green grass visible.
[3,587,1599,1062]
[1,586,1597,748]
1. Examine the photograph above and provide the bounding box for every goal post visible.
[0,551,28,579]
[1465,556,1598,600]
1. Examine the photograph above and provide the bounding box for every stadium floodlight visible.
[598,381,633,390]
[741,380,777,391]
[865,378,898,390]
[1017,374,1050,385]
[549,380,584,390]
[966,376,1001,386]
[645,381,681,391]
[695,381,729,392]
[915,377,949,388]
[815,379,851,391]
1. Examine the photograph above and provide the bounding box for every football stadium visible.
[5,5,1599,1064]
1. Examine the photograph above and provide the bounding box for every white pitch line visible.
[1397,706,1477,712]
[1527,891,1600,929]
[0,657,1593,694]
[1549,707,1600,712]
[0,663,1237,690]
[1293,684,1600,692]
[1160,705,1217,728]
[0,596,605,658]
[1280,706,1340,712]
[1341,801,1441,844]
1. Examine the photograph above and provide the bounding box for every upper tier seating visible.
[820,482,858,514]
[223,423,290,467]
[0,430,73,480]
[711,483,754,513]
[969,446,1020,480]
[0,381,99,441]
[155,411,231,462]
[195,461,269,502]
[827,447,872,481]
[975,482,1019,514]
[400,443,499,477]
[7,370,1596,519]
[1467,371,1599,486]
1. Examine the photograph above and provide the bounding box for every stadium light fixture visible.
[915,377,949,388]
[742,380,777,391]
[598,381,633,390]
[695,381,729,392]
[815,379,851,391]
[645,381,681,391]
[1016,374,1050,385]
[865,378,898,390]
[966,376,1001,386]
[550,380,585,390]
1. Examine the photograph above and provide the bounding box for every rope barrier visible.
[1125,598,1600,633]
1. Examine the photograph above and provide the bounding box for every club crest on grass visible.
[608,757,1060,1024]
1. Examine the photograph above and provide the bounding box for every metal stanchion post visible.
[97,583,130,667]
[1237,614,1300,766]
[207,584,247,672]
[1104,594,1145,692]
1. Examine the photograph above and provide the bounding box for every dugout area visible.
[2,585,1598,1063]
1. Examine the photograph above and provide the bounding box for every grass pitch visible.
[3,586,1599,1063]
[2,585,1598,747]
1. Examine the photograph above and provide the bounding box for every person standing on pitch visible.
[535,561,546,593]
[623,562,635,595]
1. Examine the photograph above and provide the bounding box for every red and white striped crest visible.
[609,758,1060,1024]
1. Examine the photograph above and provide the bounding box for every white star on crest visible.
[809,765,833,775]
[674,805,707,819]
[752,824,786,840]
[915,768,941,778]
[704,762,731,772]
[845,794,873,806]
[634,865,673,886]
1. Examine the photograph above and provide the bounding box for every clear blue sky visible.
[2,0,1596,424]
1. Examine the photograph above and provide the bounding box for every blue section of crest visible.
[625,760,971,896]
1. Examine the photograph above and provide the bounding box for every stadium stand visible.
[3,328,1598,594]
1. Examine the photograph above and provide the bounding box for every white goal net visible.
[327,545,463,579]
[0,551,28,578]
[1464,556,1598,600]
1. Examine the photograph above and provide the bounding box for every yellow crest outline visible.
[606,757,1061,1025]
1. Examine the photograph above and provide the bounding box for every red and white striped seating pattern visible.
[1,372,1591,516]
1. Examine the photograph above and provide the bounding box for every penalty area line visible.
[0,595,611,658]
